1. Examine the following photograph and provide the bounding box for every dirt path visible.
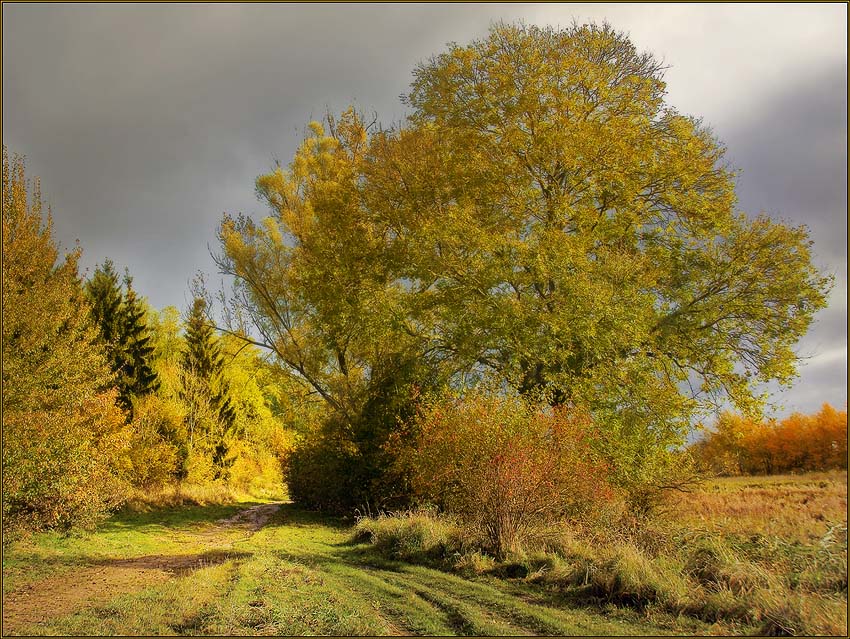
[2,503,282,633]
[217,502,282,531]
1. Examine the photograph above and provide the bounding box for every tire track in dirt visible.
[1,503,282,634]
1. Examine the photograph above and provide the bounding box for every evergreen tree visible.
[85,262,159,412]
[84,260,123,347]
[119,274,160,404]
[182,297,237,477]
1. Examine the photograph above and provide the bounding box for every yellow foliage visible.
[2,147,130,538]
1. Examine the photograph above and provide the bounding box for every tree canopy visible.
[216,22,831,499]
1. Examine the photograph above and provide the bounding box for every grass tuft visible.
[352,508,465,563]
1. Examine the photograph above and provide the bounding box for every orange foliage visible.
[392,393,617,557]
[694,404,847,475]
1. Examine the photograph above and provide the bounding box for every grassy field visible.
[2,472,846,636]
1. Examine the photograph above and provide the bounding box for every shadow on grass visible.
[267,503,350,530]
[4,548,253,577]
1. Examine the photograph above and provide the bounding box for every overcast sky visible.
[4,3,846,417]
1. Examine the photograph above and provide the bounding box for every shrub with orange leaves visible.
[393,392,617,558]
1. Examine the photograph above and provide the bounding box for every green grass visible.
[4,472,846,635]
[2,501,257,596]
[4,503,694,636]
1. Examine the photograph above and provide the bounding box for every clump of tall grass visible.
[353,506,847,635]
[352,508,466,563]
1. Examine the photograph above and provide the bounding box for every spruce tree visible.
[84,260,124,348]
[119,274,160,405]
[182,297,237,477]
[85,262,159,412]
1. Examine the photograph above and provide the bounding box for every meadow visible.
[2,471,845,636]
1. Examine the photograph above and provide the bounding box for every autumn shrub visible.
[125,394,181,489]
[2,390,131,540]
[394,392,617,558]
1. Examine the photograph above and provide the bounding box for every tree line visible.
[3,22,838,545]
[692,404,847,476]
[2,147,296,540]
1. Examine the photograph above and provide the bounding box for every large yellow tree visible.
[2,147,129,538]
[217,23,831,504]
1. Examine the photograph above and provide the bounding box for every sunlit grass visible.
[667,470,847,542]
[4,472,846,636]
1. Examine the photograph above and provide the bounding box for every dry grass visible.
[122,482,282,512]
[355,471,848,635]
[665,471,847,543]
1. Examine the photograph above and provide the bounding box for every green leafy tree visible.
[215,111,445,507]
[148,305,183,370]
[216,23,831,508]
[2,147,129,538]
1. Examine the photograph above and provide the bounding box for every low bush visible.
[3,390,131,542]
[287,423,368,512]
[393,391,617,558]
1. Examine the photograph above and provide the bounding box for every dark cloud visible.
[721,62,847,276]
[713,61,847,416]
[4,3,499,309]
[4,4,845,416]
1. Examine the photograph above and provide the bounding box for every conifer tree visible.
[182,297,237,476]
[119,273,160,405]
[84,260,123,347]
[85,263,159,412]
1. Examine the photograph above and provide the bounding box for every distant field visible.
[669,470,847,541]
[2,471,846,636]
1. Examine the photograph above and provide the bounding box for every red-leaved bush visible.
[391,392,617,558]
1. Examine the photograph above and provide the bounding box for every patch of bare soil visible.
[217,502,282,531]
[1,503,282,634]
